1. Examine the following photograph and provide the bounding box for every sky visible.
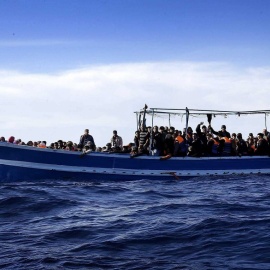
[1,0,270,146]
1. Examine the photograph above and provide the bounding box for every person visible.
[150,126,163,156]
[256,133,269,155]
[196,122,207,154]
[236,133,248,156]
[139,124,150,154]
[65,141,74,151]
[38,141,46,148]
[185,127,193,144]
[230,133,237,156]
[206,134,219,156]
[247,138,256,155]
[111,130,123,149]
[263,129,270,142]
[8,136,15,143]
[210,124,231,138]
[134,131,140,148]
[174,132,186,156]
[187,133,203,157]
[217,132,231,156]
[79,129,95,150]
[27,141,33,146]
[0,137,5,142]
[160,132,174,159]
[103,143,112,152]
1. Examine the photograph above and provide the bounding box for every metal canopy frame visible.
[135,107,270,151]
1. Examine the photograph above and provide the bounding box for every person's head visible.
[232,133,236,139]
[169,127,175,134]
[153,126,158,133]
[54,142,58,149]
[0,136,5,142]
[140,124,145,131]
[237,133,242,139]
[221,125,226,131]
[249,133,254,138]
[27,141,33,146]
[106,143,112,149]
[135,130,140,137]
[113,130,117,136]
[33,142,38,147]
[192,133,197,140]
[165,126,168,131]
[84,129,89,135]
[67,141,73,147]
[263,129,267,135]
[58,140,63,147]
[202,125,207,133]
[147,126,152,133]
[8,136,15,143]
[159,126,165,133]
[257,133,264,140]
[187,127,193,133]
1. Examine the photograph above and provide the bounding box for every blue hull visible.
[0,142,270,181]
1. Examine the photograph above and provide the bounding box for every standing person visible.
[111,130,123,150]
[134,131,140,148]
[151,126,163,156]
[256,133,269,155]
[196,122,207,154]
[139,124,150,153]
[79,129,96,150]
[262,129,270,142]
[187,133,203,157]
[210,124,231,138]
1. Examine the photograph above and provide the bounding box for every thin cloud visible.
[0,61,270,146]
[0,39,98,47]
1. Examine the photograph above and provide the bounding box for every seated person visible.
[111,130,123,150]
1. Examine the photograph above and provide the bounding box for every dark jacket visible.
[79,134,95,147]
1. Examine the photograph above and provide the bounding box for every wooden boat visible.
[0,142,270,181]
[0,108,270,181]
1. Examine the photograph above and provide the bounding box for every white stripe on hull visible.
[1,159,270,177]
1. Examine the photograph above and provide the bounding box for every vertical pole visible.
[265,113,268,130]
[169,113,171,127]
[136,113,139,131]
[185,107,189,154]
[150,110,154,152]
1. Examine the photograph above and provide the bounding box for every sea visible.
[1,176,270,270]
